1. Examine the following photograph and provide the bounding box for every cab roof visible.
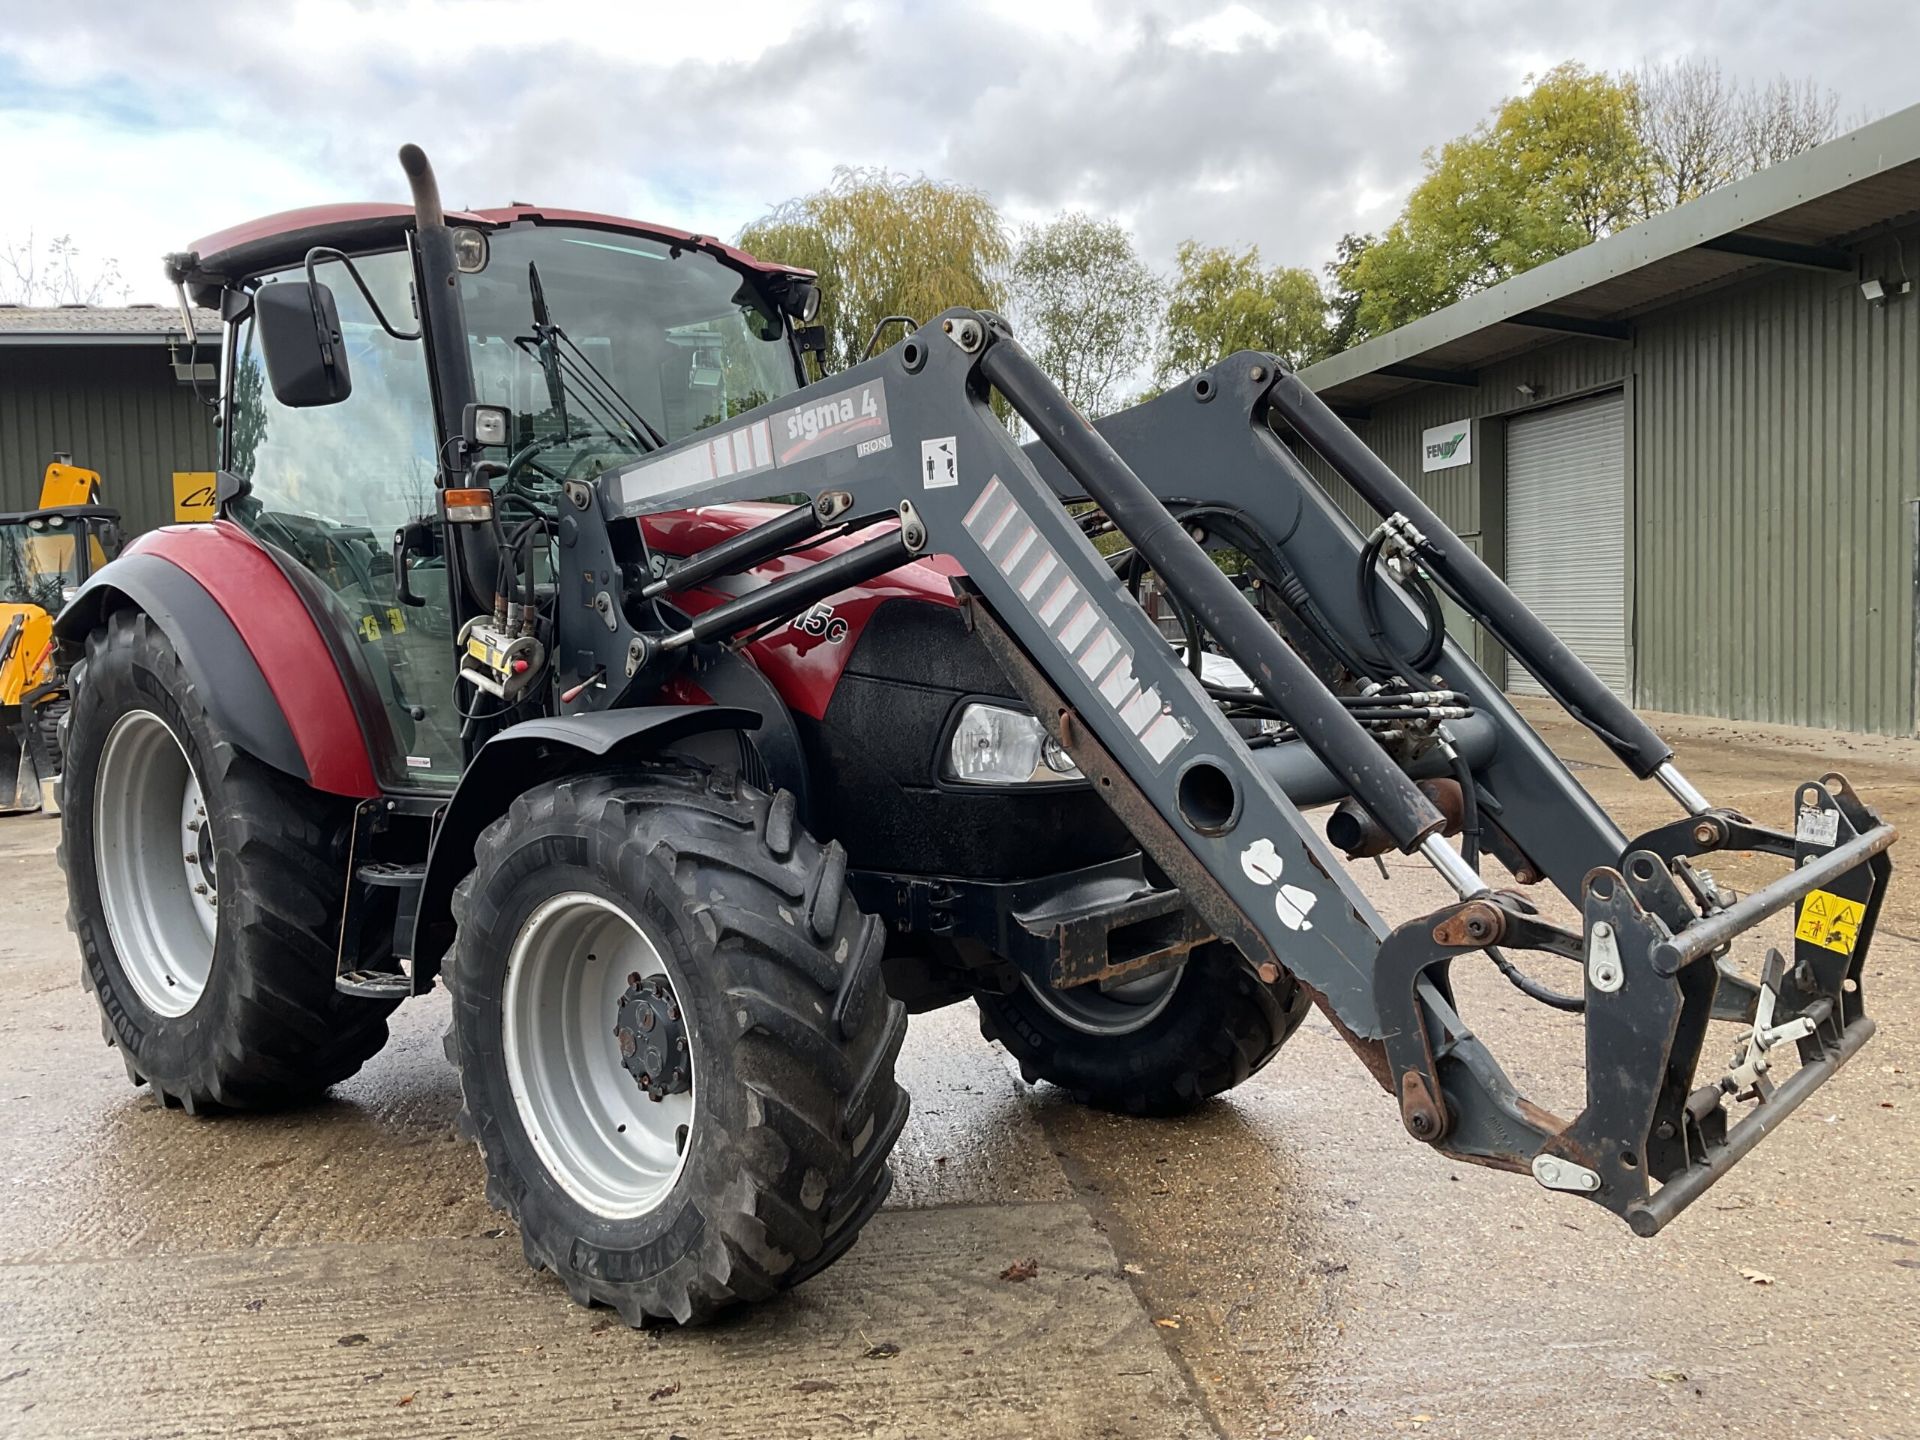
[179,202,810,307]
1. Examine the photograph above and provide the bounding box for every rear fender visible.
[408,705,762,982]
[56,523,381,797]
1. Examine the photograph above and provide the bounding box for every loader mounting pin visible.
[1399,1070,1449,1142]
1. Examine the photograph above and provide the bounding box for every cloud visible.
[2,0,1914,302]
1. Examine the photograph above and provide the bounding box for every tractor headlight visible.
[943,702,1083,786]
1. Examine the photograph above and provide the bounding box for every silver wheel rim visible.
[93,710,217,1018]
[502,892,695,1219]
[1020,962,1184,1037]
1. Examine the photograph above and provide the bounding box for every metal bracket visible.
[1532,1153,1601,1193]
[1587,919,1624,992]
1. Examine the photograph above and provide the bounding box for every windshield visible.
[1,518,86,611]
[460,225,804,490]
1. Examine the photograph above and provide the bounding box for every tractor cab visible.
[181,203,820,788]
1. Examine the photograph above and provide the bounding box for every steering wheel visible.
[501,428,636,518]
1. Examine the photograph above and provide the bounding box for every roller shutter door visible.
[1503,392,1628,698]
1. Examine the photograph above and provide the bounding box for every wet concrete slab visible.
[1032,705,1920,1440]
[4,704,1917,1439]
[0,1204,1209,1439]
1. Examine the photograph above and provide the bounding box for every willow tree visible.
[739,167,1009,376]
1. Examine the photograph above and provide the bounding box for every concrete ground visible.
[2,701,1916,1439]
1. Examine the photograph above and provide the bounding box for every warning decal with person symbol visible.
[1795,888,1865,955]
[922,436,958,488]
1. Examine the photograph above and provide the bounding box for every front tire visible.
[443,766,909,1326]
[60,609,396,1111]
[978,943,1309,1116]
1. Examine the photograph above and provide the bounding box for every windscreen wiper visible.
[524,261,667,452]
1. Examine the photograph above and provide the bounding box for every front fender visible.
[408,705,762,980]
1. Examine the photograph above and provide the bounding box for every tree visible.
[1735,74,1840,172]
[1324,232,1376,353]
[1342,64,1652,336]
[1634,57,1742,208]
[1156,242,1330,385]
[739,168,1009,376]
[1635,60,1839,208]
[0,231,131,306]
[1007,213,1159,418]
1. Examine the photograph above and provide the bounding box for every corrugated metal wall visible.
[1294,221,1919,735]
[0,345,218,534]
[1634,228,1917,733]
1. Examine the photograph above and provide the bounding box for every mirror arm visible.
[303,247,422,342]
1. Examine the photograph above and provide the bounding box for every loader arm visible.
[572,310,1893,1236]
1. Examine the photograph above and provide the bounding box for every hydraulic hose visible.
[1356,529,1446,683]
[982,333,1446,852]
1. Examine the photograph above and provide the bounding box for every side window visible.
[228,250,439,528]
[225,250,464,788]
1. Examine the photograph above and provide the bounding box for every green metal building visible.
[1296,106,1920,736]
[0,306,220,534]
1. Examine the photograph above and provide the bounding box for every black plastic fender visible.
[55,552,310,782]
[408,705,762,980]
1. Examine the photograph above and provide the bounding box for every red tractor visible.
[56,148,1893,1327]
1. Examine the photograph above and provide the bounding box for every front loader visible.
[53,146,1893,1326]
[1,457,120,813]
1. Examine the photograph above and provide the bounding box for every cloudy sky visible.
[3,0,1916,304]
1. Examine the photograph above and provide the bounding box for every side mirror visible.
[255,281,352,407]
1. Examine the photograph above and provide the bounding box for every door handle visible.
[392,520,433,607]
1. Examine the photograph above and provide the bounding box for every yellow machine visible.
[2,459,121,814]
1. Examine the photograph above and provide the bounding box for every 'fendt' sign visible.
[1421,419,1472,472]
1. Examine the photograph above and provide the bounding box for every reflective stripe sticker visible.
[998,523,1038,573]
[1078,626,1122,679]
[1098,654,1139,708]
[1058,600,1097,650]
[1038,576,1078,625]
[1120,690,1159,731]
[1140,713,1186,763]
[1018,550,1057,600]
[961,477,1192,769]
[964,476,1008,529]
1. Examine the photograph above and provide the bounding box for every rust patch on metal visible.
[1046,890,1214,991]
[1431,900,1505,949]
[1399,1069,1450,1142]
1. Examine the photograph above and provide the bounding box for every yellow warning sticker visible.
[1795,888,1865,955]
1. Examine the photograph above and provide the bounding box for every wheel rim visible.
[1019,961,1184,1037]
[92,710,217,1018]
[502,892,696,1220]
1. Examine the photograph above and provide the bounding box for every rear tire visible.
[443,765,909,1326]
[60,609,396,1111]
[978,943,1308,1116]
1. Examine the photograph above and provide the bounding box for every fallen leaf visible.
[337,1334,371,1347]
[793,1380,840,1395]
[396,1394,415,1407]
[1154,1317,1181,1329]
[1649,1369,1689,1384]
[648,1381,681,1402]
[0,1370,28,1386]
[1000,1257,1039,1282]
[243,1299,265,1313]
[863,1341,901,1360]
[1122,1263,1145,1276]
[1739,1268,1775,1285]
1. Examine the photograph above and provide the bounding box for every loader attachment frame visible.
[573,309,1893,1236]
